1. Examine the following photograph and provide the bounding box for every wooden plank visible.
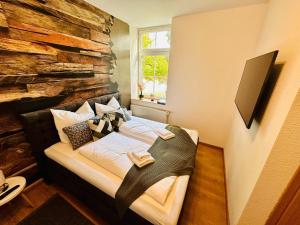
[12,0,106,32]
[0,72,96,85]
[0,95,66,114]
[94,65,113,74]
[0,37,57,55]
[0,73,110,86]
[9,21,111,54]
[0,132,35,176]
[90,29,110,44]
[57,51,111,66]
[1,1,90,39]
[0,13,8,29]
[26,76,111,97]
[0,84,26,93]
[0,74,39,85]
[66,0,113,25]
[36,63,94,73]
[57,87,111,106]
[0,3,8,29]
[0,91,46,103]
[79,50,103,58]
[0,53,57,75]
[38,71,95,78]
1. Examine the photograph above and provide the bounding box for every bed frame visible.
[20,93,154,225]
[20,93,188,225]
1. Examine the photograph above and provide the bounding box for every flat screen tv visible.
[235,50,278,129]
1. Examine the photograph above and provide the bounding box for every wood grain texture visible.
[0,3,8,28]
[90,29,111,44]
[0,145,227,225]
[0,53,57,75]
[0,0,117,181]
[1,1,90,38]
[12,0,106,31]
[178,144,228,225]
[9,20,111,54]
[57,51,111,66]
[27,77,110,96]
[0,37,57,55]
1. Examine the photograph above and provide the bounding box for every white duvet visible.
[79,132,176,205]
[119,116,199,145]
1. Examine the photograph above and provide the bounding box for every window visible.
[138,26,171,102]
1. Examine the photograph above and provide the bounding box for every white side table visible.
[0,176,33,207]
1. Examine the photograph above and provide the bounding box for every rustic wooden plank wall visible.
[0,0,118,183]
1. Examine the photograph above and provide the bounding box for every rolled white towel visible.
[127,152,155,168]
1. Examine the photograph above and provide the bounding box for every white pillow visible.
[95,103,115,117]
[107,96,120,110]
[76,101,95,116]
[51,101,95,143]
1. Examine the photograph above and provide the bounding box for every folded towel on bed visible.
[132,151,151,160]
[127,152,155,168]
[156,128,175,140]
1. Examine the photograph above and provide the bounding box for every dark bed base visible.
[45,157,152,225]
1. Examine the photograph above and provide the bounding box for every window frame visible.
[138,25,171,100]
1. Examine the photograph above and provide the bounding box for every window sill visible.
[131,98,169,111]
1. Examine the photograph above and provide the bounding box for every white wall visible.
[110,18,131,107]
[224,0,300,224]
[239,88,300,224]
[166,4,267,147]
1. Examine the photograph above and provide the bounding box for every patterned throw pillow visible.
[62,122,93,150]
[106,111,126,132]
[87,116,113,140]
[104,107,131,131]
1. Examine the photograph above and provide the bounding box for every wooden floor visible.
[0,143,227,225]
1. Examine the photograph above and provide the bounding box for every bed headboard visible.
[20,92,120,170]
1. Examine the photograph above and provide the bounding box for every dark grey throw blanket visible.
[115,125,197,217]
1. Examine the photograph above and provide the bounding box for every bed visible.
[20,93,198,225]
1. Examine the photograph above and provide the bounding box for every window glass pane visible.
[155,31,170,48]
[155,55,169,78]
[142,31,170,49]
[143,80,154,97]
[142,55,154,96]
[142,56,155,78]
[142,55,168,100]
[142,33,156,49]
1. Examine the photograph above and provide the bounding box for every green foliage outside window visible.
[142,34,169,83]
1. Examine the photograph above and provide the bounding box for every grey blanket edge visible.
[115,125,197,217]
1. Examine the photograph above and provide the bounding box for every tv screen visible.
[235,50,278,128]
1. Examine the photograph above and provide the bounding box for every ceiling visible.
[86,0,267,27]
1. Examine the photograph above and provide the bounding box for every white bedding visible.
[45,116,199,225]
[78,132,176,205]
[119,116,198,145]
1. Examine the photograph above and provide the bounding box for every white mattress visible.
[45,117,199,225]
